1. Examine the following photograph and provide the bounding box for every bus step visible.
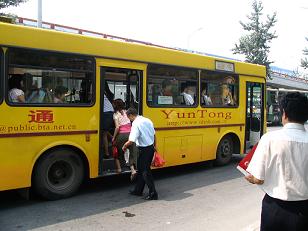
[99,158,131,176]
[101,169,131,176]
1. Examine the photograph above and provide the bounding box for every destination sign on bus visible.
[215,61,235,72]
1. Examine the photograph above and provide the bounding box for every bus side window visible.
[7,47,95,106]
[147,64,198,107]
[200,71,238,108]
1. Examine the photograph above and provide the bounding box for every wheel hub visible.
[48,160,73,188]
[221,141,231,157]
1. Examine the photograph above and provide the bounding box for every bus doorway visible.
[99,66,143,175]
[245,82,265,151]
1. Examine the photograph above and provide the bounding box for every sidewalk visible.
[241,221,260,231]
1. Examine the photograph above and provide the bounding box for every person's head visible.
[23,73,34,90]
[126,107,138,122]
[221,84,230,95]
[113,98,125,112]
[162,80,172,95]
[184,82,195,94]
[42,79,52,89]
[162,80,171,89]
[181,83,188,93]
[279,92,308,125]
[8,74,24,90]
[54,86,68,100]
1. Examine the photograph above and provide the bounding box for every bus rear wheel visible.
[33,149,84,200]
[215,136,233,166]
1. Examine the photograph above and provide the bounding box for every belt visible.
[138,144,154,150]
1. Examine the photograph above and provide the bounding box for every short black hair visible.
[181,83,188,92]
[126,107,138,116]
[279,92,308,124]
[8,74,23,90]
[162,79,171,89]
[54,85,68,96]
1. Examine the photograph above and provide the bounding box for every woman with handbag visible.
[112,99,137,179]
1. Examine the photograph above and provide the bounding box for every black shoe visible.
[129,190,143,196]
[144,192,158,200]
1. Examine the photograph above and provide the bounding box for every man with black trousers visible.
[122,107,158,200]
[245,92,308,231]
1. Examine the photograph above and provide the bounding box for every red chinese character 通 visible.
[28,110,54,123]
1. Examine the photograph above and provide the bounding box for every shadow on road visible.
[0,157,243,231]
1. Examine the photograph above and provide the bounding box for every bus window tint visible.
[103,68,141,111]
[200,71,239,107]
[7,48,94,105]
[147,65,198,107]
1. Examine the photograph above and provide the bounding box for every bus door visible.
[245,82,264,151]
[99,62,144,175]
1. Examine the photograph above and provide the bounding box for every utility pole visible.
[37,0,42,28]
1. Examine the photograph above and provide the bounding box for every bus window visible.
[147,64,198,107]
[103,68,141,111]
[127,72,140,110]
[200,71,239,107]
[7,48,95,105]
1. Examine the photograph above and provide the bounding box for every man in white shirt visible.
[181,83,194,106]
[122,108,158,200]
[246,92,308,231]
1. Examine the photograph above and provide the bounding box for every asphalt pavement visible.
[1,126,294,231]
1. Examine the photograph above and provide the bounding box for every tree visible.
[0,0,27,10]
[233,0,277,78]
[0,0,28,22]
[301,37,308,69]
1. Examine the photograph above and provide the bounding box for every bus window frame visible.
[101,67,143,113]
[5,47,96,107]
[200,70,239,109]
[0,47,3,105]
[146,64,199,108]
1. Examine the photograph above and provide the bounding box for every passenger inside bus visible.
[221,84,234,105]
[161,79,173,96]
[221,76,237,106]
[201,86,212,106]
[102,81,115,158]
[181,83,195,105]
[27,80,53,103]
[54,86,68,103]
[128,89,138,109]
[8,74,26,103]
[79,80,90,103]
[151,84,161,105]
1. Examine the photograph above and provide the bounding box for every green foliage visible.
[0,0,27,10]
[233,0,277,78]
[301,37,308,69]
[0,0,27,23]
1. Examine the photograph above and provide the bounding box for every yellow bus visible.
[0,22,266,200]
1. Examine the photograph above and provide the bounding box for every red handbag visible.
[112,143,118,158]
[151,152,165,167]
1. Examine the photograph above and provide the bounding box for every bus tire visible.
[33,148,84,200]
[214,136,233,166]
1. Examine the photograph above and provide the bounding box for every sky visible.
[2,0,308,73]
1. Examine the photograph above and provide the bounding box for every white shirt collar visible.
[283,123,305,131]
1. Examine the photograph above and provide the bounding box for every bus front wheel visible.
[33,149,84,200]
[215,136,233,166]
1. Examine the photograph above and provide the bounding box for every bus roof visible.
[0,22,266,78]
